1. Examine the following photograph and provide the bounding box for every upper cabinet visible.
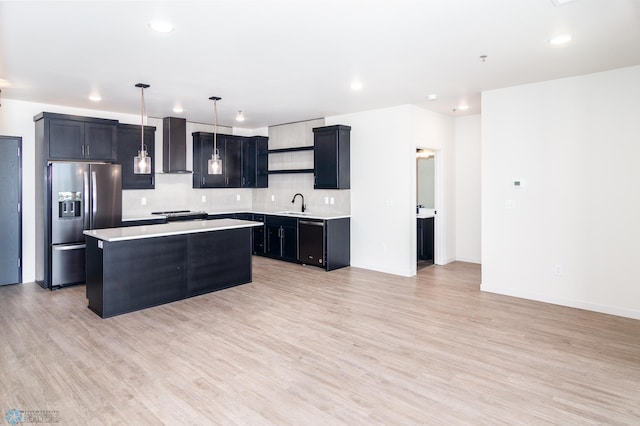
[116,123,156,190]
[313,125,350,190]
[34,113,118,162]
[243,136,268,188]
[193,132,269,189]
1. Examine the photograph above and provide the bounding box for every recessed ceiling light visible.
[89,94,102,102]
[148,21,174,33]
[458,105,470,111]
[551,0,579,6]
[236,111,245,122]
[550,34,572,45]
[0,78,11,87]
[427,94,438,101]
[173,105,183,113]
[350,81,363,91]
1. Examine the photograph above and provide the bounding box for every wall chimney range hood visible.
[162,116,192,173]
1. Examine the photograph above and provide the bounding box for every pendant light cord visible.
[140,86,145,153]
[213,99,218,155]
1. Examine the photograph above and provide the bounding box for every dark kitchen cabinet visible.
[417,217,434,262]
[117,123,156,190]
[187,228,252,297]
[193,132,268,189]
[193,132,223,188]
[313,125,350,189]
[224,135,242,188]
[252,214,266,255]
[226,212,265,255]
[86,227,253,318]
[265,215,297,262]
[255,137,269,188]
[242,137,268,188]
[34,113,118,162]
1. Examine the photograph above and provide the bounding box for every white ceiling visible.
[1,0,639,128]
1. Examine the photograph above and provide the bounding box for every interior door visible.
[0,136,22,285]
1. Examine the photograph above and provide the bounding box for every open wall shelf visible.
[267,146,314,154]
[267,145,314,174]
[268,169,314,175]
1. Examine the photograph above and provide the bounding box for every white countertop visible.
[122,210,351,222]
[252,210,350,220]
[416,213,435,219]
[84,219,263,242]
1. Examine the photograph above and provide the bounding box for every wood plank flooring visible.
[1,258,639,425]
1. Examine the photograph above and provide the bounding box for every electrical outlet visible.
[236,194,241,201]
[330,197,335,205]
[324,197,329,205]
[271,195,275,202]
[201,195,206,203]
[555,264,562,276]
[141,197,147,205]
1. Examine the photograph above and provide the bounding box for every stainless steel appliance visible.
[46,162,121,288]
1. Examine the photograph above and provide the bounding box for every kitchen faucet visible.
[291,193,306,212]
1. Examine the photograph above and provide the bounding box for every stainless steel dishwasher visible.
[298,219,325,266]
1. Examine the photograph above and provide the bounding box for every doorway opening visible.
[415,147,442,269]
[0,135,22,286]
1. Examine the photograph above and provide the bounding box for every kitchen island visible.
[84,219,262,318]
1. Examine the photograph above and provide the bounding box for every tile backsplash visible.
[122,117,351,218]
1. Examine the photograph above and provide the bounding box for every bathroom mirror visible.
[416,150,434,208]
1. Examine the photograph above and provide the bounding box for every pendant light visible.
[208,96,222,175]
[133,83,151,174]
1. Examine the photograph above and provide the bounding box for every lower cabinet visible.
[417,217,434,262]
[257,215,350,271]
[187,228,252,297]
[85,227,253,318]
[265,215,298,262]
[251,214,265,255]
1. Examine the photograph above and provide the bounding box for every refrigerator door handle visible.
[83,170,90,230]
[91,171,98,229]
[53,244,86,251]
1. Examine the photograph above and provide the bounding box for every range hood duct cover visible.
[162,117,191,173]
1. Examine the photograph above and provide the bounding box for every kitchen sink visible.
[277,211,312,216]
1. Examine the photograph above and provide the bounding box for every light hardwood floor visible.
[1,258,639,425]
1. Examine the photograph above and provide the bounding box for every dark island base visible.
[86,227,252,318]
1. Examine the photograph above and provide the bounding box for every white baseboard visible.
[480,284,640,320]
[454,256,481,264]
[352,261,414,277]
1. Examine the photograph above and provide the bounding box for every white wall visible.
[326,105,455,276]
[481,65,640,320]
[455,115,481,263]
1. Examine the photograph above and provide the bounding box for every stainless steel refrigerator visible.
[39,162,121,289]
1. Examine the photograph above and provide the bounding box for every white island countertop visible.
[84,219,263,242]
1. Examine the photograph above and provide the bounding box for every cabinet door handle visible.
[86,145,90,157]
[202,176,205,185]
[226,176,229,185]
[81,145,85,156]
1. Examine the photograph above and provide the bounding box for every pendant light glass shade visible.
[208,151,222,174]
[134,148,151,174]
[208,96,222,175]
[133,83,151,175]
